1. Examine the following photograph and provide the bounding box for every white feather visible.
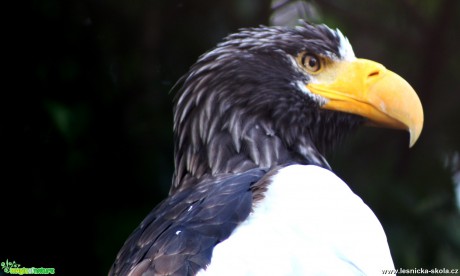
[198,165,395,275]
[335,28,356,61]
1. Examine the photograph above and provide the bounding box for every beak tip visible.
[409,138,416,148]
[408,124,423,148]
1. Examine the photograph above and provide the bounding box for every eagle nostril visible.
[368,70,380,78]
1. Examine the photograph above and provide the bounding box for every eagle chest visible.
[199,165,394,276]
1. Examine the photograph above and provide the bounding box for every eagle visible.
[109,21,423,275]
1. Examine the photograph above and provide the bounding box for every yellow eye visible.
[301,54,321,73]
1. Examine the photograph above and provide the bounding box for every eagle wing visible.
[109,168,266,276]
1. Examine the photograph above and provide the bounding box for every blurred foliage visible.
[2,0,459,275]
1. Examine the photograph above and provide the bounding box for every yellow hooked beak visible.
[306,58,423,147]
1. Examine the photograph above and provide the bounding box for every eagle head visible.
[171,21,423,194]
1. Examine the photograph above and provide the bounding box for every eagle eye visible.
[301,53,322,73]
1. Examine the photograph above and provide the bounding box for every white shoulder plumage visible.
[199,165,395,276]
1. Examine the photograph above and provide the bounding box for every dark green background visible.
[2,0,459,275]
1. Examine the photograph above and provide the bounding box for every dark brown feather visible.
[109,169,266,276]
[170,22,362,195]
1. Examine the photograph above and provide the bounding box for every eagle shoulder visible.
[109,168,266,276]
